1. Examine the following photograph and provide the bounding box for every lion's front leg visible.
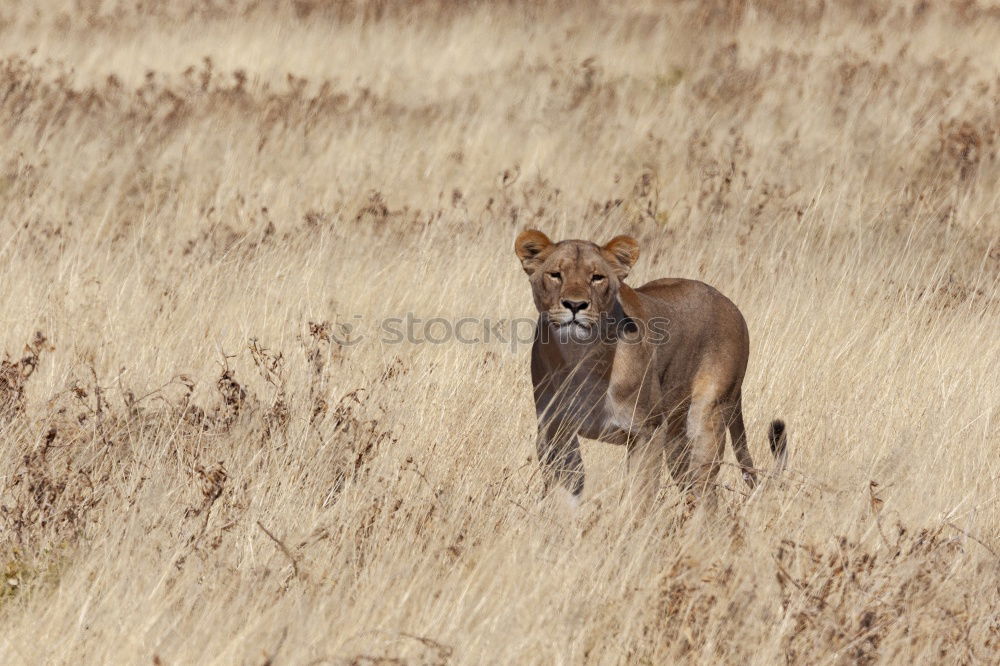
[535,416,585,504]
[609,375,666,508]
[625,426,666,507]
[608,341,666,507]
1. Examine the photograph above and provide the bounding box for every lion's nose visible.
[561,299,589,314]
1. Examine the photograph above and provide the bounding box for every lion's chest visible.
[533,357,633,444]
[532,333,660,444]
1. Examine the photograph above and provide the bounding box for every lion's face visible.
[514,230,639,334]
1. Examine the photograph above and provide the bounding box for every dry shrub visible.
[773,528,993,664]
[0,332,48,422]
[1,424,102,552]
[935,116,999,183]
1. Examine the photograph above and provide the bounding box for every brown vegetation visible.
[0,1,998,663]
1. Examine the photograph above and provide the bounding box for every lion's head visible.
[514,230,639,334]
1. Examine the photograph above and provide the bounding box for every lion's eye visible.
[591,274,606,283]
[547,272,562,281]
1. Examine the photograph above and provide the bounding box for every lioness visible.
[514,229,786,505]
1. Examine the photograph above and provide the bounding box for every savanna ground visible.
[0,1,998,663]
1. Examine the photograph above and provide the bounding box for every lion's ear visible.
[514,230,553,275]
[602,235,640,278]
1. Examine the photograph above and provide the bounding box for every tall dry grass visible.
[0,1,998,663]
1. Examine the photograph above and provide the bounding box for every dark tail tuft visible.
[768,420,787,471]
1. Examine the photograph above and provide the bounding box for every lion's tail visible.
[768,419,788,473]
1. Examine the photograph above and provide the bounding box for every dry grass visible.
[1,1,998,663]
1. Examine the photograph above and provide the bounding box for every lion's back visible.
[636,277,734,313]
[636,277,749,348]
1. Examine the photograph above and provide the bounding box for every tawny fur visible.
[515,229,786,504]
